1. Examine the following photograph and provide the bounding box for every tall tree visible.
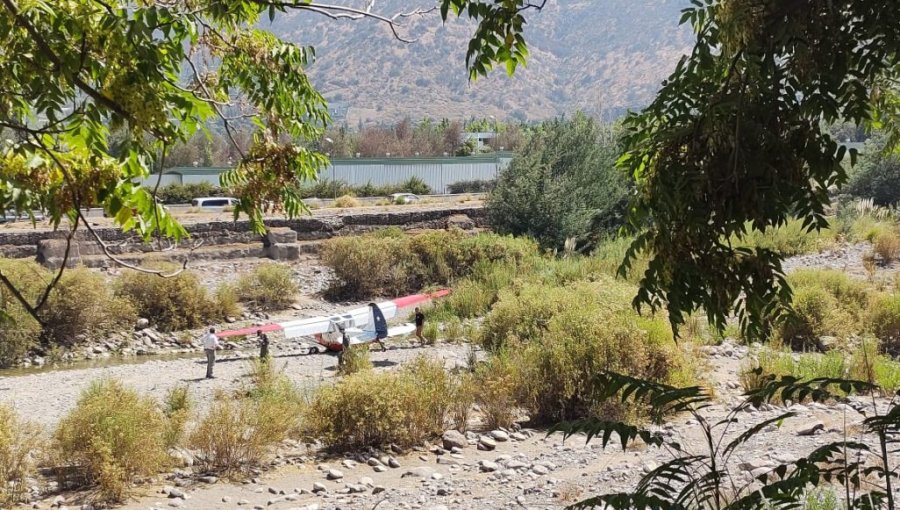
[0,0,543,325]
[616,0,900,339]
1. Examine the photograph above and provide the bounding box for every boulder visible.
[265,227,298,245]
[442,430,467,450]
[446,214,475,230]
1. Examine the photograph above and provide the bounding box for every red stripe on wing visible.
[217,323,284,338]
[393,289,451,308]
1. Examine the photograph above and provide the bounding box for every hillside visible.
[267,1,694,125]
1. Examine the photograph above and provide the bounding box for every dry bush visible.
[306,357,460,450]
[333,194,361,208]
[114,267,229,331]
[448,372,477,432]
[53,379,168,503]
[42,267,136,346]
[320,230,538,299]
[190,361,305,472]
[338,345,372,376]
[422,322,439,345]
[473,353,520,429]
[0,406,43,506]
[236,263,298,311]
[873,229,900,263]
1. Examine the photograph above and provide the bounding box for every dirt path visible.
[0,342,472,428]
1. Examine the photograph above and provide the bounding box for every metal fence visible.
[141,154,513,194]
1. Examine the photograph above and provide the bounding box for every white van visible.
[190,197,239,209]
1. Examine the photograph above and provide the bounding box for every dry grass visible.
[236,263,298,311]
[306,357,461,450]
[333,194,361,208]
[190,361,305,473]
[0,406,43,506]
[338,345,373,376]
[53,379,169,503]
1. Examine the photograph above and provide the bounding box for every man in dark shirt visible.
[257,330,269,361]
[414,307,426,345]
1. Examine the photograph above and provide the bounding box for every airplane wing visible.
[217,289,449,339]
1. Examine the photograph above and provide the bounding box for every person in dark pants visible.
[337,325,351,367]
[257,330,269,361]
[414,307,426,345]
[201,327,220,379]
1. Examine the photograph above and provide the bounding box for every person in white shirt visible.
[202,327,220,379]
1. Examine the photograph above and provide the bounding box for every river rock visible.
[490,430,510,442]
[326,469,344,480]
[478,437,497,451]
[442,430,467,450]
[401,467,434,478]
[479,460,499,472]
[797,421,825,436]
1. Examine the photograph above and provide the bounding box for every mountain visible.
[267,1,694,125]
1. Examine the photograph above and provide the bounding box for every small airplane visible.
[217,289,449,352]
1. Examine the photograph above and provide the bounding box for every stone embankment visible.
[0,205,486,268]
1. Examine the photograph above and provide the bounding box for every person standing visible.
[202,327,220,379]
[415,307,426,345]
[257,330,270,361]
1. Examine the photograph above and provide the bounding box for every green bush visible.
[162,385,192,449]
[846,134,900,206]
[734,218,835,257]
[191,361,305,472]
[155,182,227,204]
[114,268,230,332]
[868,293,900,356]
[306,357,460,450]
[321,230,538,299]
[236,263,298,311]
[42,267,136,346]
[848,339,900,393]
[0,260,45,367]
[477,279,695,425]
[873,228,900,263]
[775,270,872,351]
[487,113,629,250]
[739,349,848,394]
[338,345,372,376]
[53,380,169,503]
[447,179,495,194]
[0,405,43,506]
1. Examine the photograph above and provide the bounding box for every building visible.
[140,153,514,194]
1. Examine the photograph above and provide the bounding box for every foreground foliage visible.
[554,372,899,510]
[619,0,900,341]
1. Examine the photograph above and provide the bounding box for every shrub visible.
[0,406,43,506]
[448,372,476,432]
[473,352,520,429]
[53,379,168,503]
[306,357,459,450]
[0,260,44,367]
[868,293,900,356]
[487,113,629,250]
[739,349,847,393]
[775,270,872,351]
[849,339,900,393]
[735,218,834,257]
[155,182,226,204]
[475,279,695,425]
[333,194,361,208]
[162,385,193,449]
[447,179,495,194]
[338,345,372,376]
[114,268,228,332]
[321,230,538,299]
[873,229,900,263]
[236,263,298,311]
[41,267,136,346]
[422,322,438,345]
[191,361,305,472]
[444,317,463,343]
[845,133,900,206]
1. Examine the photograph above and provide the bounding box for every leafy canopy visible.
[617,0,900,339]
[0,0,542,320]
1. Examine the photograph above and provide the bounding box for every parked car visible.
[190,197,239,209]
[389,193,420,204]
